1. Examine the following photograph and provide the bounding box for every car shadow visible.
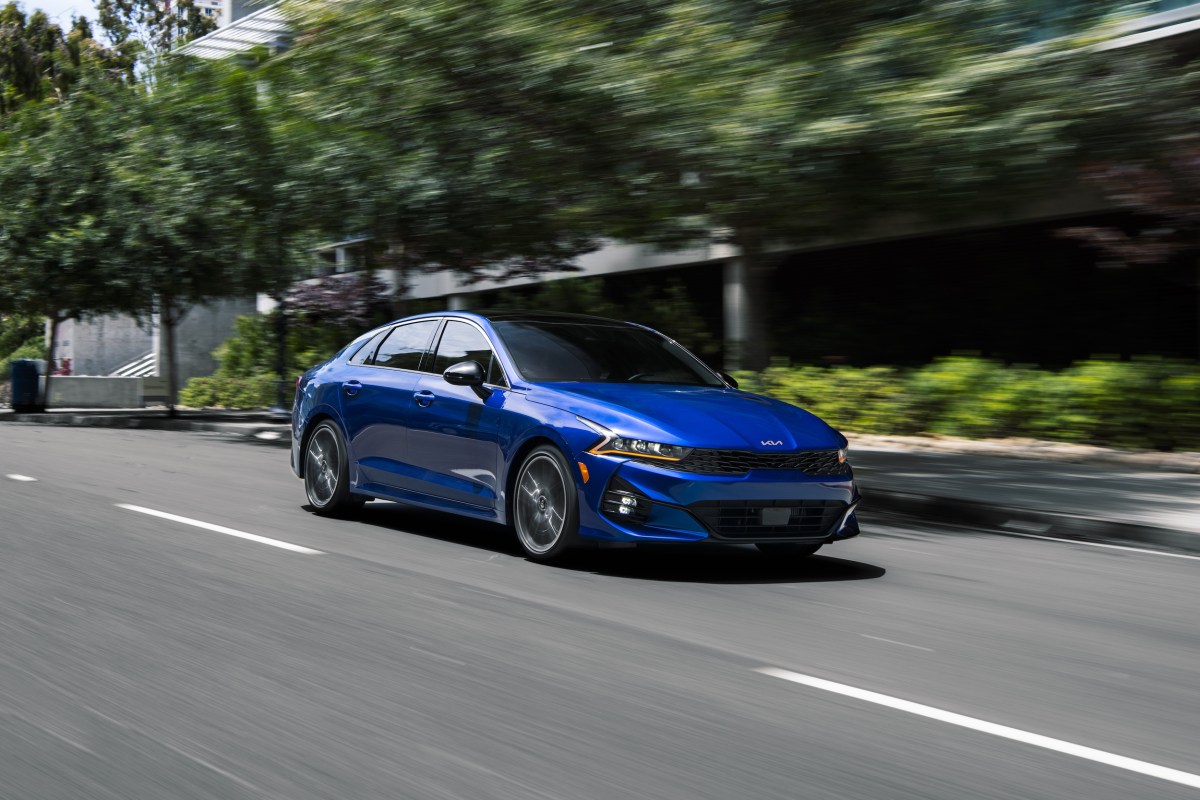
[560,546,885,585]
[341,502,886,585]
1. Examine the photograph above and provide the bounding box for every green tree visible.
[106,57,287,413]
[274,0,647,312]
[1,4,122,115]
[0,70,136,405]
[97,0,216,73]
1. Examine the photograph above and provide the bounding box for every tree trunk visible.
[273,294,288,410]
[42,312,61,412]
[162,294,180,419]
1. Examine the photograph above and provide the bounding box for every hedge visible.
[733,357,1200,452]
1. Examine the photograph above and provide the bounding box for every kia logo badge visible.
[761,440,783,446]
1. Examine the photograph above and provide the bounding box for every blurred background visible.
[1,0,1199,447]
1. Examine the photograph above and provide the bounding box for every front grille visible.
[663,449,849,477]
[691,499,846,539]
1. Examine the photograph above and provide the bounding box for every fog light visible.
[602,477,651,524]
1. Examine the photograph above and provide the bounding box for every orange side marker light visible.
[578,462,590,483]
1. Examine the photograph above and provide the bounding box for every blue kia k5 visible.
[291,311,861,561]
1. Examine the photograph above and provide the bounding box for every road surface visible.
[1,426,1197,799]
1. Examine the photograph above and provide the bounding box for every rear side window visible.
[347,328,391,366]
[430,320,500,383]
[373,320,439,371]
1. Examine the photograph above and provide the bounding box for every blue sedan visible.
[291,311,861,560]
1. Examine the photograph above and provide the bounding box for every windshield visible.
[493,320,725,386]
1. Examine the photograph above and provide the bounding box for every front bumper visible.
[576,454,861,545]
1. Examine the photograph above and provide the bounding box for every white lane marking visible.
[994,530,1200,561]
[5,474,37,482]
[860,634,934,652]
[115,504,323,555]
[757,667,1200,790]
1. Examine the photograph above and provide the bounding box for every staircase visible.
[109,352,157,378]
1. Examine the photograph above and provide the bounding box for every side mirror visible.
[720,372,739,389]
[443,360,492,399]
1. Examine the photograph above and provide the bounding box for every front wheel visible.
[755,542,822,558]
[304,420,361,517]
[513,446,579,561]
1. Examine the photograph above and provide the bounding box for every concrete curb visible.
[865,488,1200,556]
[0,412,293,447]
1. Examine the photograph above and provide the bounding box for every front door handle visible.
[415,389,436,408]
[343,380,362,398]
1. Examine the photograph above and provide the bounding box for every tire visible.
[513,445,579,561]
[755,542,822,558]
[304,420,360,517]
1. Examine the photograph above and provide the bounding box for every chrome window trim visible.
[431,316,510,390]
[360,318,442,373]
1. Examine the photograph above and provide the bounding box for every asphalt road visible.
[1,426,1198,800]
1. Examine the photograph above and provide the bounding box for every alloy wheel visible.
[515,452,569,556]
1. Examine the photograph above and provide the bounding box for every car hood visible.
[530,383,845,451]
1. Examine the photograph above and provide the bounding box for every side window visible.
[486,355,507,388]
[431,320,497,379]
[347,328,391,366]
[373,320,439,371]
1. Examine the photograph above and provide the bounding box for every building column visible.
[446,293,468,311]
[723,257,748,372]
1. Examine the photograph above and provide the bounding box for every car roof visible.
[467,310,637,327]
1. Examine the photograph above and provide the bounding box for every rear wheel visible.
[513,446,579,561]
[755,542,821,558]
[304,421,361,517]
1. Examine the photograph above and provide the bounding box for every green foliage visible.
[97,0,216,68]
[3,335,46,362]
[178,374,278,410]
[179,313,342,408]
[739,357,1200,451]
[0,314,40,360]
[0,5,123,116]
[0,69,135,322]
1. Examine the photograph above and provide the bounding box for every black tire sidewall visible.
[306,421,354,516]
[514,445,580,560]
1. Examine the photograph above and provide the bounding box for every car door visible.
[406,319,510,510]
[340,318,441,495]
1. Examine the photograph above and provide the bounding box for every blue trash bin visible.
[10,359,44,413]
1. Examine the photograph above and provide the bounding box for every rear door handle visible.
[414,389,436,408]
[343,380,362,398]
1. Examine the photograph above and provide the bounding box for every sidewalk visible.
[2,408,1198,554]
[0,407,291,443]
[850,434,1200,555]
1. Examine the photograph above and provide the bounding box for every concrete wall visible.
[47,376,142,409]
[161,297,256,386]
[51,315,154,376]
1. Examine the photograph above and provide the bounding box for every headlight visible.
[579,417,693,462]
[594,437,693,461]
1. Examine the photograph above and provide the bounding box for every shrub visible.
[180,311,342,409]
[739,357,1200,451]
[178,374,278,409]
[4,335,46,363]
